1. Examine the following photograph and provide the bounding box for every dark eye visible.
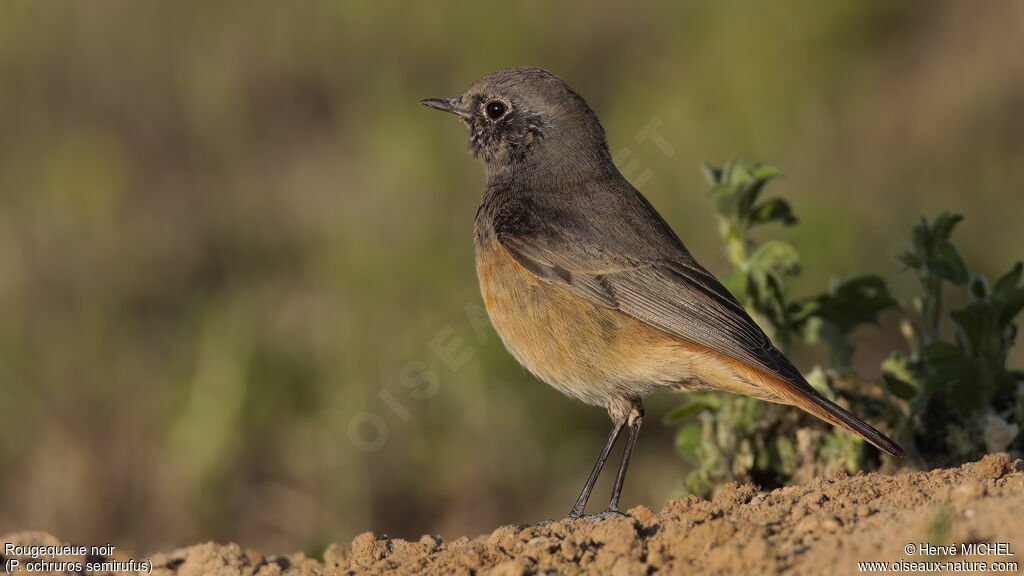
[486,101,507,120]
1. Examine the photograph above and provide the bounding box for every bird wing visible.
[496,229,806,388]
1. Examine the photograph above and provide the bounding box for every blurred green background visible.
[0,0,1022,555]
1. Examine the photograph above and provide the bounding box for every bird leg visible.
[568,419,625,519]
[606,407,644,515]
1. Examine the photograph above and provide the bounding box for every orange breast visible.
[474,233,699,408]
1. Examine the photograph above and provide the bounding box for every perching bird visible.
[421,66,905,520]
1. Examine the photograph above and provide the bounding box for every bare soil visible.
[4,454,1023,575]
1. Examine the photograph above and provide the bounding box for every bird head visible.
[421,67,611,173]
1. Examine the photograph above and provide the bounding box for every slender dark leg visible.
[568,419,625,519]
[606,409,644,514]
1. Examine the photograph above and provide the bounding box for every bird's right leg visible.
[568,418,625,519]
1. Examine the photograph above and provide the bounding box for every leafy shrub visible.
[669,159,1024,497]
[883,214,1024,464]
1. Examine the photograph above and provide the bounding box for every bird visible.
[421,66,905,520]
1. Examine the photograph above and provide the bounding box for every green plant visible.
[668,159,898,497]
[883,214,1024,463]
[670,161,1024,497]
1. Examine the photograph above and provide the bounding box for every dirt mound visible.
[3,454,1022,575]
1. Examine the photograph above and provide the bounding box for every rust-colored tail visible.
[730,360,907,458]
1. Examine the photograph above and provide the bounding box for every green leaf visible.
[676,423,703,462]
[897,250,922,270]
[701,162,723,186]
[750,197,798,227]
[664,393,721,424]
[720,270,749,305]
[736,180,764,223]
[749,241,801,277]
[664,403,706,423]
[803,275,897,335]
[929,242,969,285]
[994,262,1023,295]
[950,307,984,355]
[931,212,964,243]
[911,217,929,263]
[803,315,823,346]
[727,158,753,185]
[751,164,782,181]
[711,189,738,220]
[881,351,918,386]
[883,373,917,401]
[664,402,712,423]
[998,287,1024,328]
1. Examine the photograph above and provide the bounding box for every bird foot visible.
[570,508,629,521]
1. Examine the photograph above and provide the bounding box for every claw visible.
[571,509,629,521]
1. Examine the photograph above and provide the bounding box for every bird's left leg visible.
[604,400,644,516]
[568,418,625,520]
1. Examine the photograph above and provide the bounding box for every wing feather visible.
[496,230,804,387]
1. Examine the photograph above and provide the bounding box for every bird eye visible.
[485,100,507,120]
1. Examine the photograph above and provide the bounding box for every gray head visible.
[421,67,611,173]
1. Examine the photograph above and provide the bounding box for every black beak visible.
[420,97,466,117]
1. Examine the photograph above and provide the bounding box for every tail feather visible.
[729,359,907,458]
[801,391,908,458]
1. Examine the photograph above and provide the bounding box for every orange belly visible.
[471,225,904,456]
[474,234,782,415]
